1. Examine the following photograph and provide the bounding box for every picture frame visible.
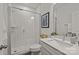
[41,12,49,28]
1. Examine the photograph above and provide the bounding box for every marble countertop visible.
[40,38,79,55]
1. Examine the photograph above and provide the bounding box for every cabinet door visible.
[41,47,50,55]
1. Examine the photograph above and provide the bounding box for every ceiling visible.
[13,3,41,9]
[13,3,53,9]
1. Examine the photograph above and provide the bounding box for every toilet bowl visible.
[30,44,41,55]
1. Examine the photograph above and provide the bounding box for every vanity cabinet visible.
[40,41,66,55]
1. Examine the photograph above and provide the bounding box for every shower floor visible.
[11,46,30,55]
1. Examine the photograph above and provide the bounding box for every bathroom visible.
[1,3,79,55]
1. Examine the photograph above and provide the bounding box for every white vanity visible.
[40,39,66,55]
[40,38,79,55]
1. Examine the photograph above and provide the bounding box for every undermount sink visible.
[48,38,79,52]
[47,38,73,48]
[65,46,77,51]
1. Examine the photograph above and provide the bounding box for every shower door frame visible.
[7,4,41,55]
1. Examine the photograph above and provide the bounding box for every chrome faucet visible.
[77,41,79,46]
[62,34,66,41]
[75,33,79,45]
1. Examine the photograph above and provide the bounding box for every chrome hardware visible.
[0,45,8,50]
[0,45,3,50]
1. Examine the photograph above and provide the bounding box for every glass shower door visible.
[9,7,40,54]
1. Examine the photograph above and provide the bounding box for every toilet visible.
[30,44,41,55]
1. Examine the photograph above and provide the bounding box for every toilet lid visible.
[30,44,41,49]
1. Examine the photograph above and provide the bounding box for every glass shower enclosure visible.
[8,5,40,55]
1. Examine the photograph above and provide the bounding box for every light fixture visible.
[31,16,35,20]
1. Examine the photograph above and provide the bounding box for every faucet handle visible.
[75,41,79,46]
[77,41,79,46]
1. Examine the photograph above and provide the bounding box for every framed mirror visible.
[41,12,49,28]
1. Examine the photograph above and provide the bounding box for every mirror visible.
[53,3,79,43]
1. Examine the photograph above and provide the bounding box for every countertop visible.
[40,38,79,55]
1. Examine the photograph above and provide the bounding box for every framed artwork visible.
[41,12,49,28]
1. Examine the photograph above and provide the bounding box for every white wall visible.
[0,4,8,45]
[37,3,54,37]
[0,4,8,54]
[54,3,79,35]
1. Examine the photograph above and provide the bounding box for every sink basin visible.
[47,38,79,54]
[47,38,73,48]
[65,44,79,51]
